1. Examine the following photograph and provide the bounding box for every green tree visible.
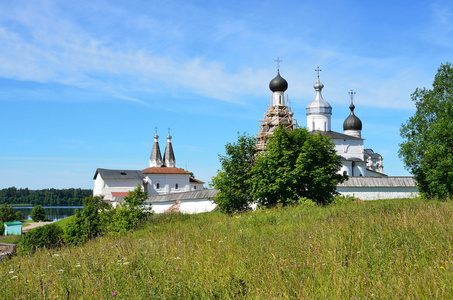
[399,62,453,199]
[0,203,19,222]
[64,195,108,244]
[103,184,151,234]
[30,205,46,222]
[211,132,257,213]
[251,127,346,206]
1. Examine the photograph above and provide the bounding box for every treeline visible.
[0,187,92,206]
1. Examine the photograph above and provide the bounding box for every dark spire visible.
[163,129,175,168]
[149,128,163,167]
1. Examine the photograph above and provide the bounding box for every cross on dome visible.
[348,89,356,105]
[315,66,322,78]
[274,57,282,71]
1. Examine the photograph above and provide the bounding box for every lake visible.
[13,206,83,222]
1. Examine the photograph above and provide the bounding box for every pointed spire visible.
[149,128,163,167]
[163,128,175,168]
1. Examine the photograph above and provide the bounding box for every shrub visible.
[30,205,46,222]
[332,194,357,205]
[18,223,64,253]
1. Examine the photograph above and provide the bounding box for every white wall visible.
[145,174,191,195]
[337,186,419,200]
[307,114,331,132]
[334,139,364,161]
[150,199,216,214]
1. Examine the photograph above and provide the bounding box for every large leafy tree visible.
[251,127,345,206]
[211,133,257,213]
[212,127,346,212]
[399,62,453,199]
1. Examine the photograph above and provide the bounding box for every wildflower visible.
[58,269,64,273]
[75,264,81,268]
[357,251,360,254]
[52,254,60,257]
[172,257,181,260]
[123,262,130,265]
[11,276,17,279]
[207,239,212,242]
[9,271,14,274]
[112,291,117,296]
[175,267,179,270]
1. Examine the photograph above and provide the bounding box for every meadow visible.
[1,198,452,299]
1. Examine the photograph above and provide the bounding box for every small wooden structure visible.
[4,221,22,236]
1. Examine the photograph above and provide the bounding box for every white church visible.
[93,132,217,213]
[260,67,418,200]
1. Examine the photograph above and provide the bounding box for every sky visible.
[0,0,452,189]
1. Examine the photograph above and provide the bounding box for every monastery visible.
[258,65,417,199]
[93,64,418,213]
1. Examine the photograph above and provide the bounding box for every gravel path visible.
[22,221,54,232]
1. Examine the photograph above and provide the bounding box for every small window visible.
[175,183,179,190]
[120,172,127,175]
[194,185,197,190]
[156,183,160,189]
[343,171,347,176]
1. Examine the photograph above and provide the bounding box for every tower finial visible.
[155,127,158,134]
[274,57,282,71]
[348,89,356,105]
[315,66,322,78]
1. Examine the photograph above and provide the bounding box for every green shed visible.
[4,221,22,236]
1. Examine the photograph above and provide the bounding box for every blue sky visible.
[0,0,452,189]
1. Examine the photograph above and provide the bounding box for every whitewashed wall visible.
[334,139,364,161]
[150,199,216,214]
[337,186,419,200]
[145,174,191,195]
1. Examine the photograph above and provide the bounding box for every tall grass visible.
[1,198,453,299]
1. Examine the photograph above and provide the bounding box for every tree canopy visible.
[212,127,346,212]
[30,205,46,222]
[399,62,453,199]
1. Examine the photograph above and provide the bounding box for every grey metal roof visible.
[144,189,219,203]
[163,134,175,167]
[306,77,332,115]
[337,177,417,188]
[93,168,145,180]
[322,130,364,141]
[149,134,163,167]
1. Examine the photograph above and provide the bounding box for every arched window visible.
[343,171,347,176]
[194,185,197,190]
[156,183,160,189]
[175,183,179,190]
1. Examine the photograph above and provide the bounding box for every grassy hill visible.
[1,198,452,299]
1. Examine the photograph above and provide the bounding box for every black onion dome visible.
[343,103,362,131]
[269,71,288,92]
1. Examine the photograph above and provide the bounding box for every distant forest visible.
[0,187,92,206]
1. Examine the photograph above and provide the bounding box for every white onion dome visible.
[306,77,332,115]
[269,71,288,92]
[343,103,362,131]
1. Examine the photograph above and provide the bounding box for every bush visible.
[0,221,4,236]
[64,196,106,245]
[18,223,64,253]
[332,194,357,205]
[30,205,46,222]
